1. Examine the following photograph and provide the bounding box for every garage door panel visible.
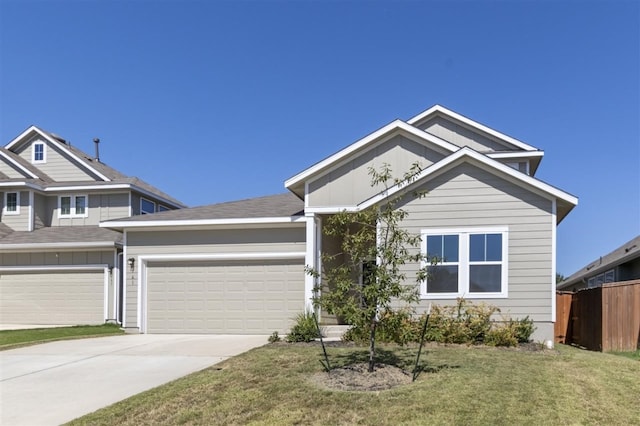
[0,270,105,325]
[146,259,304,334]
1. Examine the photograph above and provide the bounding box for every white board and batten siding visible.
[124,227,307,334]
[397,163,554,323]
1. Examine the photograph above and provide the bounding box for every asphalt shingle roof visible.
[109,193,304,222]
[0,226,123,246]
[558,235,640,289]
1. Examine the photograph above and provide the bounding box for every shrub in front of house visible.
[341,299,536,347]
[286,312,321,342]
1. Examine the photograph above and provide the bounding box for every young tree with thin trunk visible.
[308,162,429,372]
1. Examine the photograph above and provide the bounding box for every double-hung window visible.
[422,227,508,298]
[32,142,46,163]
[4,192,19,215]
[59,195,88,218]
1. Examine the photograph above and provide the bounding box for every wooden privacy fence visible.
[555,280,640,352]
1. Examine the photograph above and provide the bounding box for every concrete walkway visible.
[0,334,268,425]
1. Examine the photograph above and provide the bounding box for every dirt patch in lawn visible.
[301,340,556,392]
[311,362,412,392]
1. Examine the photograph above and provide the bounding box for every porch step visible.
[320,325,351,339]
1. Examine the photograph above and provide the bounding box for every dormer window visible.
[141,198,156,215]
[32,142,46,163]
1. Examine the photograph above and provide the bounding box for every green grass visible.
[68,343,640,426]
[0,324,124,350]
[610,349,640,361]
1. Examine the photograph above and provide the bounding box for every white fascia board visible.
[488,151,544,160]
[407,105,538,152]
[6,126,111,181]
[284,120,457,190]
[0,241,119,251]
[0,150,40,179]
[0,182,41,190]
[100,216,306,229]
[0,264,108,272]
[358,147,578,211]
[45,184,133,192]
[305,206,359,214]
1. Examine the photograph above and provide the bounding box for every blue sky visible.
[1,0,638,277]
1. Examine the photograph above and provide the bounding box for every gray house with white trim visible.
[1,106,578,344]
[99,105,577,343]
[0,126,185,325]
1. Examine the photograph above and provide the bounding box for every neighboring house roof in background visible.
[1,126,185,208]
[0,226,123,250]
[101,193,304,229]
[557,235,640,290]
[5,126,112,181]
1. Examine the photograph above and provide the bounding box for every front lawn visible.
[68,342,640,425]
[0,324,124,350]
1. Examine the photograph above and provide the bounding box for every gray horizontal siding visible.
[0,250,114,267]
[0,160,28,178]
[127,228,306,256]
[308,135,445,207]
[1,191,30,231]
[396,162,554,321]
[417,115,511,152]
[15,137,96,182]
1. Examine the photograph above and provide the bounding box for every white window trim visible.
[32,142,47,164]
[140,197,156,215]
[420,226,509,299]
[157,204,170,212]
[3,191,20,215]
[58,194,89,218]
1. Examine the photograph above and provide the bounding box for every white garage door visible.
[0,270,105,325]
[146,259,305,334]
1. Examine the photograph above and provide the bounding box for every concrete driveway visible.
[0,334,268,425]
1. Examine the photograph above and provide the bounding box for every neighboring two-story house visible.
[98,105,577,344]
[0,126,185,326]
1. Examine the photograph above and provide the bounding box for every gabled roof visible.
[557,235,640,290]
[407,105,538,152]
[0,147,52,181]
[101,193,304,229]
[0,226,123,251]
[6,126,112,181]
[285,119,459,198]
[305,147,578,224]
[3,126,185,208]
[286,106,546,199]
